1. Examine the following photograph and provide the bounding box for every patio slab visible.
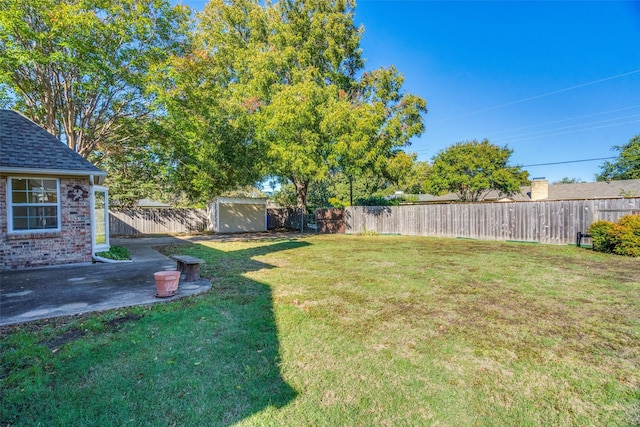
[0,237,211,326]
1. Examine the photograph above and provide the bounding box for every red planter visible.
[154,271,180,298]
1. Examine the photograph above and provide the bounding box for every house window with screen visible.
[9,178,61,232]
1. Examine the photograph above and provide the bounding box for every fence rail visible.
[109,208,209,236]
[346,198,640,245]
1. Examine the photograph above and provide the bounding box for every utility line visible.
[432,69,640,124]
[488,104,640,137]
[494,118,640,144]
[519,157,616,167]
[495,113,640,143]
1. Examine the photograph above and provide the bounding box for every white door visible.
[91,186,110,253]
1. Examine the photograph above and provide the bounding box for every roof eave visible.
[0,167,107,185]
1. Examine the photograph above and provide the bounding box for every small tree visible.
[596,135,640,181]
[424,139,529,202]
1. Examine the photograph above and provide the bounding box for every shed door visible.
[218,202,266,233]
[91,186,110,253]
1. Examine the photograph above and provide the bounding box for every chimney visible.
[531,178,548,201]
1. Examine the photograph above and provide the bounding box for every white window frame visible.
[7,177,61,234]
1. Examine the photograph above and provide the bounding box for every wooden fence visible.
[346,198,640,245]
[267,208,346,233]
[109,208,209,236]
[267,208,303,230]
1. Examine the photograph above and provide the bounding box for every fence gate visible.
[316,208,345,233]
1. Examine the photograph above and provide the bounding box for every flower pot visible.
[154,271,180,298]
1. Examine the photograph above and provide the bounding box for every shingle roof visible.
[0,109,105,176]
[545,180,640,199]
[414,179,640,202]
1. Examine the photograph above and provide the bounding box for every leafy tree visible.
[384,153,431,194]
[90,118,167,207]
[166,0,427,208]
[553,177,585,184]
[0,0,190,157]
[425,139,529,202]
[596,135,640,181]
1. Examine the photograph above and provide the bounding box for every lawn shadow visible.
[2,238,307,426]
[146,238,311,425]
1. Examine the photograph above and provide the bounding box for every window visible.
[8,178,60,232]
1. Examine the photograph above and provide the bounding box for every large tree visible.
[0,0,189,157]
[162,0,426,208]
[425,139,529,202]
[596,135,640,181]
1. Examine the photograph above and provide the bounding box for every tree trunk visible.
[349,176,353,206]
[293,177,309,211]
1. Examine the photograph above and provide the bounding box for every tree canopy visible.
[2,0,426,208]
[424,139,529,202]
[553,177,585,185]
[159,0,427,208]
[596,135,640,181]
[0,0,190,157]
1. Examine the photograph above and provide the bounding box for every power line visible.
[495,114,640,143]
[519,157,616,168]
[488,104,640,138]
[409,115,639,154]
[432,69,640,124]
[494,118,640,144]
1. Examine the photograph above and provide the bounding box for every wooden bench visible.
[171,255,204,282]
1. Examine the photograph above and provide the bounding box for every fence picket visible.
[346,198,640,245]
[109,208,209,236]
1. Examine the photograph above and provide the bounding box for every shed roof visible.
[0,109,105,179]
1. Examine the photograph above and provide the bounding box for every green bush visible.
[354,196,395,206]
[588,220,616,253]
[96,246,131,260]
[610,215,640,257]
[588,215,640,257]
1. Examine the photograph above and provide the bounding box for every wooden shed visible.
[209,197,267,234]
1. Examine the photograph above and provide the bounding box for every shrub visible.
[589,215,640,257]
[96,246,131,260]
[358,226,379,236]
[354,196,395,206]
[588,220,615,253]
[610,215,640,257]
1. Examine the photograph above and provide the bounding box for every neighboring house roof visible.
[0,109,106,182]
[530,180,640,200]
[411,179,640,203]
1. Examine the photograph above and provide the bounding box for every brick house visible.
[0,110,109,270]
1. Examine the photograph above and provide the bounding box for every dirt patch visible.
[0,312,90,339]
[103,313,143,331]
[41,313,144,349]
[44,329,86,350]
[0,312,146,351]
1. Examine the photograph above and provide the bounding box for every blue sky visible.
[177,0,640,183]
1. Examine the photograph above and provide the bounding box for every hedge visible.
[588,215,640,257]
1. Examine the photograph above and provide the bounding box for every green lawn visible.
[2,235,639,426]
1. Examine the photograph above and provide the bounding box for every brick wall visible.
[0,176,93,270]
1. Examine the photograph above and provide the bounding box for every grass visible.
[1,234,639,426]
